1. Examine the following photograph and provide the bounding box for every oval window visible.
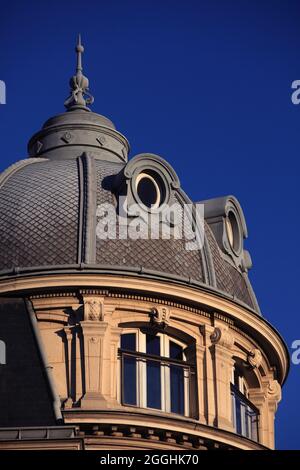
[136,172,162,209]
[226,211,241,254]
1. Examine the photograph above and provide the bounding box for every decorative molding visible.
[30,292,78,299]
[267,379,281,402]
[248,348,263,369]
[96,135,106,146]
[214,312,234,326]
[31,289,211,320]
[210,327,234,350]
[149,306,170,328]
[83,296,105,321]
[61,132,74,144]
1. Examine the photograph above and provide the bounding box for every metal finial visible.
[76,34,84,72]
[64,34,94,111]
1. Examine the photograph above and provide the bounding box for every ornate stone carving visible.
[83,297,105,321]
[149,306,170,328]
[248,348,262,369]
[96,135,106,146]
[267,379,281,402]
[210,327,234,350]
[61,131,74,144]
[89,336,99,344]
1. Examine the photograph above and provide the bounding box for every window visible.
[231,366,259,441]
[134,170,166,210]
[119,330,193,416]
[136,172,161,209]
[225,210,241,255]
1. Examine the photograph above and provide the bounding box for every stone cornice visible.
[62,409,267,450]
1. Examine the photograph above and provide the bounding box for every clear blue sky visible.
[0,0,299,449]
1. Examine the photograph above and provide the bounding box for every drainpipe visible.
[25,299,63,423]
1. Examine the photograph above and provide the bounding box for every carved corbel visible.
[247,348,262,369]
[149,306,170,329]
[210,327,234,350]
[265,378,282,416]
[267,379,282,403]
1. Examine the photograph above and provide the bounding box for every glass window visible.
[121,333,136,351]
[135,172,162,209]
[231,366,259,442]
[146,334,161,409]
[170,341,184,414]
[119,330,192,417]
[121,333,137,405]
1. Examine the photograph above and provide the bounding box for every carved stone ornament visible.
[210,327,234,350]
[83,297,105,321]
[248,348,262,369]
[149,306,170,328]
[267,379,281,402]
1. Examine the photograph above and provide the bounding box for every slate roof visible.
[0,142,259,313]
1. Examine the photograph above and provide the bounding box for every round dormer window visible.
[226,211,241,255]
[135,171,164,209]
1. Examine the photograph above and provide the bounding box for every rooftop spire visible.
[64,34,94,112]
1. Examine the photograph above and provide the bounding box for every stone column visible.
[63,326,73,409]
[246,348,268,446]
[200,324,217,427]
[266,379,282,449]
[248,388,269,446]
[195,342,206,424]
[80,296,122,409]
[210,325,235,431]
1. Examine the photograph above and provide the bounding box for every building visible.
[0,37,289,450]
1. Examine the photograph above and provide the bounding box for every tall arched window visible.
[119,330,195,417]
[231,365,259,441]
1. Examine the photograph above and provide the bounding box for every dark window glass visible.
[170,364,184,414]
[235,395,242,435]
[146,335,161,409]
[137,176,159,208]
[146,359,161,409]
[170,342,184,414]
[146,334,160,356]
[123,356,137,405]
[121,333,136,351]
[121,334,137,406]
[170,341,183,360]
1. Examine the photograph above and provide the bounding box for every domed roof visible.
[0,37,260,315]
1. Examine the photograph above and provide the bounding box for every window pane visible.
[121,334,137,406]
[170,341,183,360]
[235,396,242,435]
[121,333,136,351]
[170,365,184,414]
[123,356,137,405]
[146,359,161,409]
[146,334,160,356]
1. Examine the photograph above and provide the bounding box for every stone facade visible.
[0,274,287,450]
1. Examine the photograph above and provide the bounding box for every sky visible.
[0,0,299,449]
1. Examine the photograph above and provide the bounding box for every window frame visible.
[231,366,259,441]
[119,329,192,417]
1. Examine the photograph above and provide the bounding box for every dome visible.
[0,38,260,316]
[0,152,259,314]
